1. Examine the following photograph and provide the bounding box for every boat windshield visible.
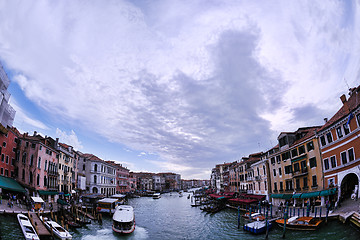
[19,216,28,221]
[55,226,66,232]
[24,226,35,233]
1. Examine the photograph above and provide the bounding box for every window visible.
[300,160,307,170]
[264,181,267,191]
[303,177,308,188]
[45,160,47,171]
[22,153,27,164]
[286,180,293,191]
[320,136,326,146]
[31,143,36,148]
[263,166,266,175]
[0,168,3,175]
[330,156,336,168]
[296,179,300,190]
[336,127,343,139]
[348,148,355,162]
[39,145,42,150]
[258,182,261,190]
[1,154,3,162]
[276,155,281,163]
[284,165,292,174]
[5,169,8,176]
[59,163,62,169]
[343,123,350,135]
[94,175,97,184]
[291,149,298,158]
[94,164,98,172]
[278,167,282,176]
[306,141,314,152]
[293,163,300,172]
[279,136,288,147]
[324,158,329,170]
[30,155,34,166]
[2,142,6,147]
[326,132,333,143]
[309,157,317,168]
[279,182,283,191]
[357,113,360,126]
[5,156,8,164]
[38,157,41,169]
[282,151,290,161]
[22,169,25,180]
[298,145,305,155]
[83,164,85,171]
[312,175,317,187]
[341,151,347,165]
[37,174,40,186]
[12,147,16,153]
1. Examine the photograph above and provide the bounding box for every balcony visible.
[255,176,261,181]
[292,167,308,178]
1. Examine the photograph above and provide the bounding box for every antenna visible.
[344,78,350,90]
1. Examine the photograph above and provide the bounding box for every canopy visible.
[31,196,44,203]
[228,198,258,204]
[292,193,302,199]
[98,198,118,204]
[111,194,126,199]
[0,176,26,193]
[270,194,292,199]
[301,191,320,199]
[38,190,59,195]
[57,198,70,205]
[246,194,266,200]
[320,188,337,196]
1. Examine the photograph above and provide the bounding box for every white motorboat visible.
[152,193,161,199]
[112,205,135,234]
[17,214,40,240]
[41,217,72,239]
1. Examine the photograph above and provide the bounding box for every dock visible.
[28,212,53,240]
[76,207,96,220]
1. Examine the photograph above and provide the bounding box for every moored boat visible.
[242,212,266,221]
[243,220,272,234]
[275,216,323,230]
[17,213,40,240]
[153,193,161,199]
[41,217,72,239]
[112,205,135,234]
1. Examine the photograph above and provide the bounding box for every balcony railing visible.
[292,167,308,178]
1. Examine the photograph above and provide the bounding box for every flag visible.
[347,112,354,125]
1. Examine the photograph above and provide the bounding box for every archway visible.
[340,173,359,200]
[92,187,98,194]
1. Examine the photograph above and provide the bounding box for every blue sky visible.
[0,0,359,179]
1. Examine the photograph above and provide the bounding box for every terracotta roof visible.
[318,86,360,132]
[59,142,71,148]
[81,153,103,161]
[291,126,321,146]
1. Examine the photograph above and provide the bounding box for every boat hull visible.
[275,217,323,231]
[112,224,135,234]
[243,221,272,234]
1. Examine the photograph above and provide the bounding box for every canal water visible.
[0,192,359,240]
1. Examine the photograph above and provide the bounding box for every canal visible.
[0,192,359,240]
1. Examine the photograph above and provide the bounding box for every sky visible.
[0,0,359,180]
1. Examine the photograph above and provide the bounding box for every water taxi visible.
[41,217,72,239]
[17,214,40,240]
[153,193,161,199]
[243,220,272,234]
[97,198,120,214]
[275,216,323,230]
[112,205,135,234]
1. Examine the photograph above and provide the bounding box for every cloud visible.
[0,1,359,178]
[55,128,83,151]
[11,99,49,130]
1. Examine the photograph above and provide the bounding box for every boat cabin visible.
[97,198,119,214]
[31,196,45,211]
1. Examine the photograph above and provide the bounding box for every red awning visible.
[246,194,266,200]
[209,194,234,199]
[228,198,258,204]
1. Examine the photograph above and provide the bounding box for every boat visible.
[179,192,183,197]
[62,210,82,228]
[97,198,120,214]
[41,217,72,239]
[112,205,135,234]
[242,212,266,221]
[17,213,40,240]
[275,216,323,230]
[153,193,161,199]
[200,204,225,213]
[243,220,272,234]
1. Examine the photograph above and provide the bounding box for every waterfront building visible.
[251,152,270,200]
[242,153,262,194]
[210,166,220,192]
[76,151,87,193]
[56,141,76,193]
[82,153,116,196]
[153,174,165,191]
[132,172,154,191]
[268,127,324,206]
[0,127,19,179]
[158,172,182,191]
[128,172,137,192]
[317,86,360,202]
[16,132,59,197]
[0,62,16,128]
[107,161,129,193]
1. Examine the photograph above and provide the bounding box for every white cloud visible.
[0,0,359,179]
[55,128,83,151]
[11,99,49,130]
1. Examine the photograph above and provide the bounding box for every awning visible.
[31,196,44,203]
[0,175,26,193]
[57,198,70,206]
[320,188,337,196]
[38,190,59,195]
[301,191,320,199]
[270,194,292,199]
[292,193,302,199]
[246,194,266,200]
[228,198,258,204]
[291,154,307,163]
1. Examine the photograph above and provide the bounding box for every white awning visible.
[31,196,44,203]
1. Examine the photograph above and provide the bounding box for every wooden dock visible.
[77,208,96,220]
[28,212,53,240]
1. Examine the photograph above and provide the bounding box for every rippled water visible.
[1,193,359,240]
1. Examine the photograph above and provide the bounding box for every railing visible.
[255,176,261,181]
[292,167,308,177]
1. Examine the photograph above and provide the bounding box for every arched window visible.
[37,174,40,186]
[44,176,47,187]
[30,155,34,166]
[92,187,98,193]
[22,153,27,164]
[22,169,25,180]
[29,172,33,184]
[94,164,97,172]
[94,175,97,184]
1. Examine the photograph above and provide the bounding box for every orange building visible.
[317,86,360,203]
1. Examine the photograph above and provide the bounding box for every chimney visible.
[340,94,347,104]
[324,118,328,123]
[56,138,59,146]
[33,131,37,136]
